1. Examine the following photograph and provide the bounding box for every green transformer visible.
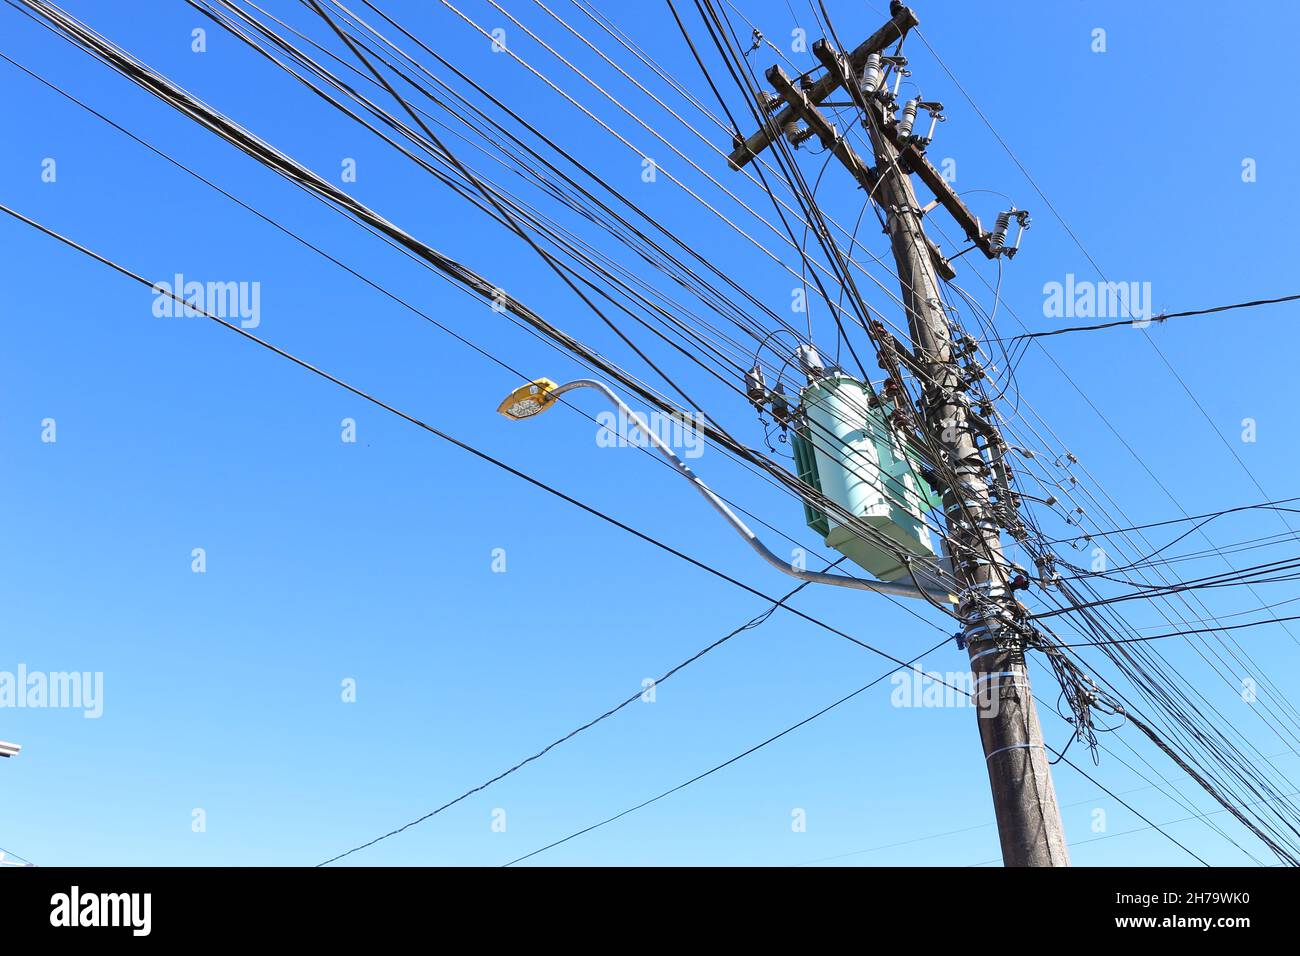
[790,374,943,582]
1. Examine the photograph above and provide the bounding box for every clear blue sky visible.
[2,0,1298,867]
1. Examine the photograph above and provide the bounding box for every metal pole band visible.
[985,742,1044,761]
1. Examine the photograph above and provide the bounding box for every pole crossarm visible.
[766,65,878,192]
[768,58,959,280]
[809,39,1003,261]
[726,4,918,170]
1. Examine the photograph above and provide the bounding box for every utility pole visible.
[727,5,1069,866]
[862,103,1069,869]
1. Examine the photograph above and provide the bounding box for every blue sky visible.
[2,0,1299,867]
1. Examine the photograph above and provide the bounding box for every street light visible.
[498,377,955,603]
[0,740,21,758]
[497,377,560,421]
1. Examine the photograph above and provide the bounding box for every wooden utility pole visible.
[863,110,1069,869]
[727,5,1069,866]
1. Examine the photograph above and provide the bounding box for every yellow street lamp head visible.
[497,377,560,421]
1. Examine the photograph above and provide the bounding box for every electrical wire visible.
[999,292,1300,342]
[502,634,951,866]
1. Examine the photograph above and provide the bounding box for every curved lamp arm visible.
[501,377,956,604]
